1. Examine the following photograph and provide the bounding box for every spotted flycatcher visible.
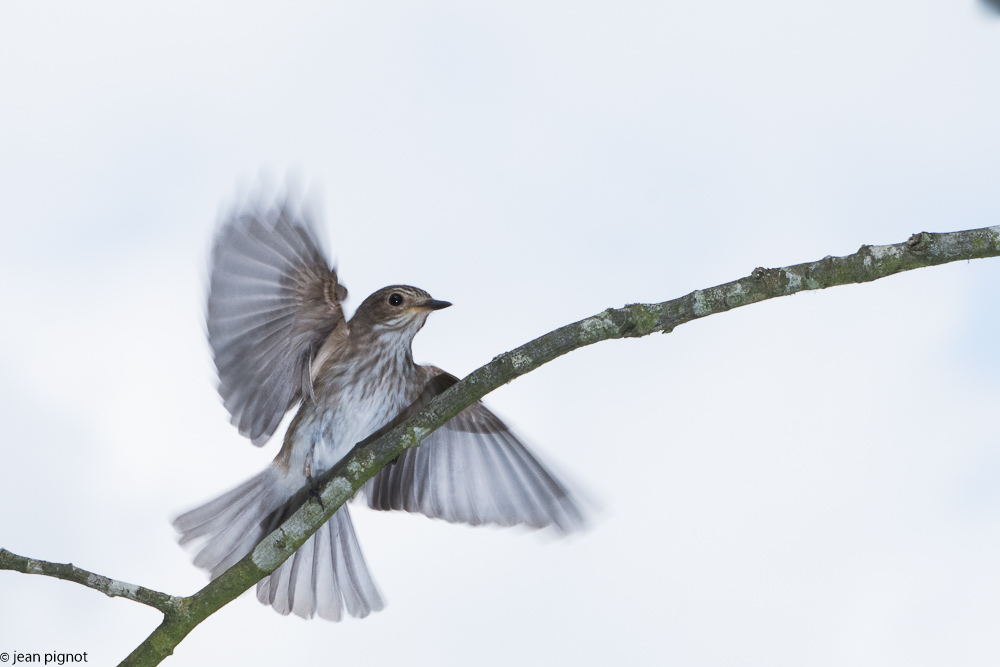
[174,199,582,621]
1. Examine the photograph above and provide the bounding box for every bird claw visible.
[307,476,326,511]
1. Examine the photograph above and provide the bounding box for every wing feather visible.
[365,367,584,532]
[207,200,349,446]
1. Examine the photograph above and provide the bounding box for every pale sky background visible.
[2,1,1000,665]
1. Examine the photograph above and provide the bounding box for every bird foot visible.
[306,476,326,511]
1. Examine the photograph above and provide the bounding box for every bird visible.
[174,198,583,621]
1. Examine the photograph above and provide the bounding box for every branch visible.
[10,226,1000,666]
[0,548,184,615]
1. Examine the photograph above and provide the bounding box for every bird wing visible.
[207,201,349,446]
[365,367,584,532]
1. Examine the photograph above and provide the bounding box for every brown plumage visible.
[176,199,583,622]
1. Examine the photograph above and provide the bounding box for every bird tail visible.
[257,506,384,620]
[173,465,384,620]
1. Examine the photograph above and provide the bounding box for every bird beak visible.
[419,299,452,311]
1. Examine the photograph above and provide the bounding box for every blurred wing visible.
[365,369,584,532]
[208,202,349,446]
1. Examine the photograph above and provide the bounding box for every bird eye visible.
[388,293,404,306]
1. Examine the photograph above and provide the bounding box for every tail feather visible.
[336,507,381,618]
[174,472,268,545]
[174,466,383,620]
[313,520,344,621]
[257,506,384,620]
[288,536,317,617]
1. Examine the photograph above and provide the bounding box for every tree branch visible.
[0,548,184,616]
[7,226,1000,666]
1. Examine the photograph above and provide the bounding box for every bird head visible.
[350,285,451,342]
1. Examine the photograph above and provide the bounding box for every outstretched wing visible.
[365,368,584,532]
[207,201,348,446]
